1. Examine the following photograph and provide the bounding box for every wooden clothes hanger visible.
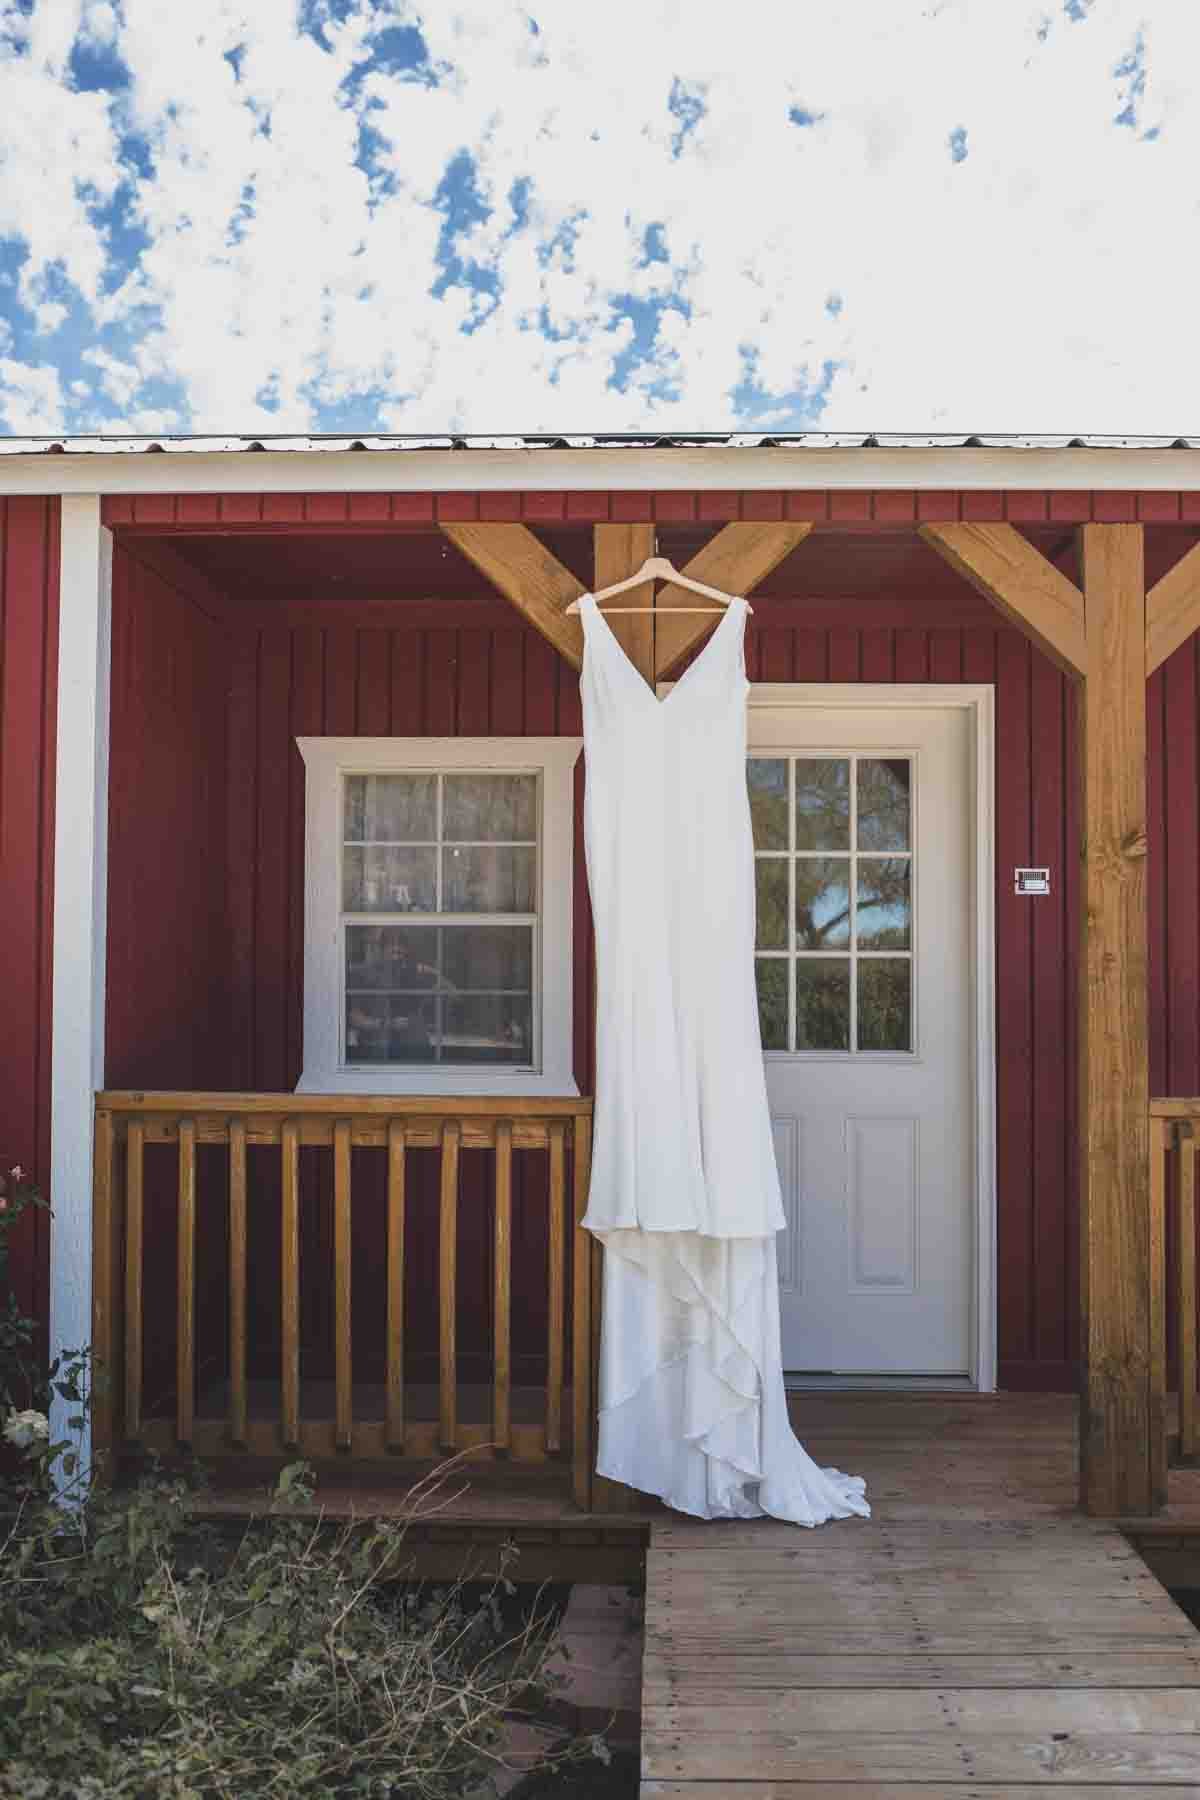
[565,555,753,615]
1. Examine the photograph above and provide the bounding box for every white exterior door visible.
[747,689,990,1381]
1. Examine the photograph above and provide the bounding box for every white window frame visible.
[296,736,582,1097]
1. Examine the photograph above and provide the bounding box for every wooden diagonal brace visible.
[440,522,586,666]
[1147,538,1200,675]
[654,523,814,678]
[919,522,1087,677]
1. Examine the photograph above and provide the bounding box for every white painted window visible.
[296,738,582,1096]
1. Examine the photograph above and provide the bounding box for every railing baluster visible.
[439,1119,461,1454]
[334,1119,353,1452]
[1177,1123,1197,1462]
[1150,1114,1169,1510]
[228,1118,248,1448]
[493,1120,513,1454]
[546,1119,566,1454]
[386,1120,407,1452]
[125,1119,145,1441]
[571,1113,593,1508]
[281,1118,300,1449]
[176,1118,197,1446]
[90,1108,119,1469]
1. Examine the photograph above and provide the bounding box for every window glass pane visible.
[857,759,911,851]
[345,924,442,992]
[795,760,850,851]
[856,857,912,950]
[440,923,533,991]
[344,774,436,843]
[858,959,912,1052]
[345,923,533,1064]
[443,845,535,914]
[755,859,788,950]
[343,846,436,913]
[755,959,788,1050]
[796,959,850,1051]
[440,995,532,1064]
[346,993,439,1064]
[795,856,850,950]
[747,759,789,851]
[444,774,537,842]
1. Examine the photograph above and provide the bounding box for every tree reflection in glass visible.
[796,760,850,851]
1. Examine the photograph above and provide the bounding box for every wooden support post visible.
[594,523,656,685]
[1178,1124,1199,1462]
[1078,522,1152,1518]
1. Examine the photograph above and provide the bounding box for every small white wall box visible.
[1015,867,1051,896]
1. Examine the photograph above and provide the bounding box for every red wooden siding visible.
[106,542,229,1089]
[0,498,58,1334]
[102,489,1200,528]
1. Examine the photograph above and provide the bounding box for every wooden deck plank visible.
[644,1787,1200,1799]
[639,1392,1200,1797]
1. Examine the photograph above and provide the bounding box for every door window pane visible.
[755,859,789,950]
[748,759,789,851]
[857,759,911,851]
[856,857,912,951]
[796,959,851,1051]
[755,959,788,1050]
[795,857,851,950]
[795,760,850,851]
[858,959,912,1052]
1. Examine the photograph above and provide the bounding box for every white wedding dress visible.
[578,592,870,1526]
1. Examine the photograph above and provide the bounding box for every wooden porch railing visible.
[1150,1099,1200,1505]
[91,1093,596,1507]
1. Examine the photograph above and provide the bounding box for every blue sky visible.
[0,1,1189,434]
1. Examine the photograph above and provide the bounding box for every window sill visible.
[294,1068,581,1099]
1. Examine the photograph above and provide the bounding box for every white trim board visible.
[49,496,113,1486]
[727,682,998,1394]
[3,445,1200,496]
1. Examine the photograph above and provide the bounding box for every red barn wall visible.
[106,541,229,1090]
[90,498,1200,1400]
[0,497,58,1341]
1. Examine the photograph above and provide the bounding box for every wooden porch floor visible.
[643,1392,1200,1798]
[186,1391,1200,1794]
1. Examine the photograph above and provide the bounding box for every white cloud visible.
[0,359,65,431]
[0,0,1197,431]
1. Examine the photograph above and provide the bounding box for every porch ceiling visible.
[136,520,1200,621]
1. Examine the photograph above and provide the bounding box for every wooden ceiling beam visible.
[439,522,586,666]
[653,523,814,678]
[1146,538,1200,674]
[918,522,1087,677]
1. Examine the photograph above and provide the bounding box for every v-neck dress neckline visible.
[578,590,747,710]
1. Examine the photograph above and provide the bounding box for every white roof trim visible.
[1,435,1200,496]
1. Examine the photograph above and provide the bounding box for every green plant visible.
[0,1162,51,1416]
[1,1442,605,1798]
